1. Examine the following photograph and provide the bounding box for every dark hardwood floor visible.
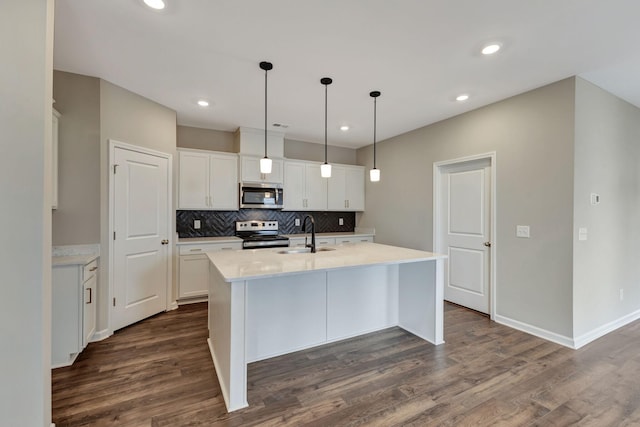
[52,302,640,426]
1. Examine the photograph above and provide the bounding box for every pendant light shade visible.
[369,90,381,182]
[259,61,273,174]
[320,77,333,178]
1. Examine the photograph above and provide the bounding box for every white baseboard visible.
[90,328,112,342]
[168,300,179,311]
[494,314,575,348]
[573,308,640,349]
[177,296,208,305]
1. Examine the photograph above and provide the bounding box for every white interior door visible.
[112,146,170,331]
[441,158,491,314]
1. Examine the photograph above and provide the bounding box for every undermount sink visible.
[278,247,336,254]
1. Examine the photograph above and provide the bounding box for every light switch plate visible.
[294,218,300,227]
[516,225,530,238]
[339,218,344,226]
[194,219,201,229]
[578,227,588,241]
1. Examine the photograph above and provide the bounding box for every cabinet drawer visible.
[179,242,241,255]
[336,236,374,244]
[82,259,98,282]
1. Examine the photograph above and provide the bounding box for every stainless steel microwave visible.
[239,183,283,209]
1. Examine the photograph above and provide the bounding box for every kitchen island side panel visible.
[208,263,248,411]
[398,259,445,345]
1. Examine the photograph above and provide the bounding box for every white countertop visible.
[177,236,243,245]
[52,254,99,267]
[207,242,446,282]
[177,232,373,245]
[285,232,374,238]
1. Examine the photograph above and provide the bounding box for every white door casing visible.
[110,141,172,331]
[434,154,495,315]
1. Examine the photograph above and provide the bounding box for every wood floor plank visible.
[53,301,640,426]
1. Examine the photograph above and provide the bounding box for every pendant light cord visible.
[264,67,268,158]
[324,83,328,164]
[373,96,377,168]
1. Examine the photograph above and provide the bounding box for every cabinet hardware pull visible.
[190,248,202,252]
[86,287,92,304]
[89,266,97,272]
[483,242,492,247]
[161,239,169,245]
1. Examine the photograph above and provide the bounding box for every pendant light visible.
[259,61,273,174]
[320,77,333,178]
[369,90,381,182]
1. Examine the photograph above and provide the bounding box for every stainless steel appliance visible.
[236,220,289,249]
[239,183,283,209]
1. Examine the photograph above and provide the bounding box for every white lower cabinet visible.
[289,237,335,248]
[335,236,374,244]
[178,241,242,300]
[52,257,98,368]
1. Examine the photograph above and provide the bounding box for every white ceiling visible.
[53,0,640,149]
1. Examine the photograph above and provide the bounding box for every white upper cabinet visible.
[240,155,284,184]
[283,161,327,211]
[327,165,365,211]
[178,149,238,210]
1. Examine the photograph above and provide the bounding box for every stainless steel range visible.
[235,220,290,249]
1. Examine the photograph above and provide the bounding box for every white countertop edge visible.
[207,243,446,283]
[177,236,243,245]
[53,254,99,267]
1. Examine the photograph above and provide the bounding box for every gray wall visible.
[99,79,177,332]
[0,0,54,424]
[284,138,357,165]
[52,71,101,245]
[177,125,358,165]
[357,78,576,338]
[573,78,640,338]
[177,125,235,152]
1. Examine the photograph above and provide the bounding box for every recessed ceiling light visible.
[197,100,209,107]
[143,0,165,10]
[481,44,501,55]
[456,94,469,102]
[340,125,349,131]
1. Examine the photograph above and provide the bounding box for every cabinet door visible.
[82,273,97,348]
[345,166,365,211]
[283,161,305,210]
[210,154,239,210]
[327,165,347,210]
[179,151,210,209]
[52,266,82,368]
[305,164,328,210]
[179,254,210,298]
[241,156,284,183]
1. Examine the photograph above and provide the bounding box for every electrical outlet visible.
[339,218,344,226]
[194,219,201,229]
[295,218,301,227]
[516,225,530,238]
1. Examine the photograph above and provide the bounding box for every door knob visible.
[161,239,169,245]
[483,242,491,247]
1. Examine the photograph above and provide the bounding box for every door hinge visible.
[113,297,116,307]
[113,164,119,174]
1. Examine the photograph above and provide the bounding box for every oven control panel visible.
[236,220,279,232]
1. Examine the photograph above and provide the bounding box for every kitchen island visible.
[207,242,446,412]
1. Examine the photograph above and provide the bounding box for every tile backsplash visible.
[177,210,356,238]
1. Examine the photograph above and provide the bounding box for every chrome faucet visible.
[301,215,316,253]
